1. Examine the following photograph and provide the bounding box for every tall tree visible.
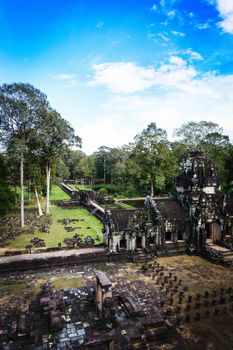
[0,83,49,227]
[174,121,229,148]
[174,121,231,186]
[131,123,177,196]
[37,109,81,214]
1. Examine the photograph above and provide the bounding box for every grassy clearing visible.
[51,277,86,290]
[50,185,70,200]
[69,184,92,191]
[0,280,28,296]
[5,205,103,249]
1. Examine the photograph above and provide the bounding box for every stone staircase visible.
[206,241,233,267]
[133,249,148,263]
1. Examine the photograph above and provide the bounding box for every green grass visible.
[0,280,27,295]
[69,184,92,191]
[5,205,103,249]
[51,277,86,290]
[50,185,70,200]
[11,186,35,201]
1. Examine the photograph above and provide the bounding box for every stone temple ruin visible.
[57,151,233,265]
[101,151,233,264]
[60,151,233,266]
[0,268,179,350]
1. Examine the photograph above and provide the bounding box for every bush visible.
[122,186,140,198]
[93,184,119,195]
[97,188,108,197]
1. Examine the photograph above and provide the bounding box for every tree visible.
[37,109,81,214]
[0,83,49,227]
[93,146,112,184]
[64,150,91,182]
[131,123,177,196]
[174,121,228,148]
[174,121,231,185]
[0,154,14,212]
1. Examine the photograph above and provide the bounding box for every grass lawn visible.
[69,184,92,191]
[50,277,85,290]
[11,185,70,202]
[50,185,71,200]
[5,205,103,250]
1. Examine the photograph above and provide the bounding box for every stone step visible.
[221,251,233,257]
[223,255,233,261]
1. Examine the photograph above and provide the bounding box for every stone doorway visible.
[120,238,127,249]
[136,236,142,248]
[178,230,183,240]
[165,231,172,242]
[205,222,221,242]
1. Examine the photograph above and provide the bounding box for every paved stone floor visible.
[0,246,105,264]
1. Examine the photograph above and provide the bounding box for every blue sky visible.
[1,0,233,153]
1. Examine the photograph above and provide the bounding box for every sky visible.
[0,0,233,154]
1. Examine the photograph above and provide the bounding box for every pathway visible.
[0,246,106,265]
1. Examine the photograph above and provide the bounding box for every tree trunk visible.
[45,163,51,215]
[103,157,106,184]
[150,178,154,197]
[20,152,24,228]
[28,179,31,203]
[35,187,43,216]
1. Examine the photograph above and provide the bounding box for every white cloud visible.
[169,56,186,66]
[150,4,158,12]
[181,49,203,61]
[167,10,176,18]
[88,55,203,94]
[49,59,233,154]
[101,73,233,146]
[97,21,104,28]
[88,59,199,94]
[212,0,233,34]
[171,30,185,37]
[158,32,170,41]
[88,62,157,93]
[51,73,77,81]
[81,55,233,152]
[78,115,135,154]
[49,73,78,87]
[196,22,211,30]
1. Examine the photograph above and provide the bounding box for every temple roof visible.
[111,209,136,231]
[154,198,188,222]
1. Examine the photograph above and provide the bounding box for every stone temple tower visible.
[176,151,224,249]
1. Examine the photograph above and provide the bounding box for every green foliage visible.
[122,185,140,198]
[174,120,231,187]
[130,122,178,194]
[64,149,91,180]
[0,180,14,211]
[93,183,119,195]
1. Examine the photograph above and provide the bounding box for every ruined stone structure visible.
[59,154,233,265]
[103,151,233,261]
[176,151,233,250]
[103,198,189,256]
